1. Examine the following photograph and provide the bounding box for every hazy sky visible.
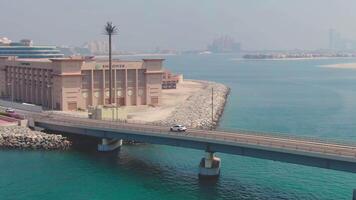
[1,0,356,51]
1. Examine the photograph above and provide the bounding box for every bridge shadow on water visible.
[44,131,310,200]
[54,132,233,198]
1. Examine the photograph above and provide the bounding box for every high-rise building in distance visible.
[207,35,241,53]
[329,29,356,51]
[83,40,112,55]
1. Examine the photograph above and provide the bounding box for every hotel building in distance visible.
[0,38,64,58]
[0,56,164,111]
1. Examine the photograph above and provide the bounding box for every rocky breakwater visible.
[0,126,71,150]
[155,81,230,129]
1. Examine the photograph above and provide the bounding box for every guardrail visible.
[37,111,356,148]
[0,99,43,112]
[0,115,20,123]
[5,102,355,150]
[44,111,89,119]
[31,113,356,160]
[216,127,356,148]
[38,111,356,147]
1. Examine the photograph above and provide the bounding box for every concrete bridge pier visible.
[97,138,122,152]
[353,189,356,200]
[198,151,221,179]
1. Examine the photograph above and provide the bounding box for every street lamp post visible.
[211,87,214,130]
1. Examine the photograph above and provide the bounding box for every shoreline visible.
[122,80,230,129]
[320,63,356,69]
[152,80,230,129]
[95,53,177,58]
[234,57,356,61]
[0,126,71,150]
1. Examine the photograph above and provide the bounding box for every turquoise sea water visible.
[2,55,356,199]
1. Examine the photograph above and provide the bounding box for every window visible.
[138,69,145,86]
[93,71,103,89]
[105,70,110,88]
[81,70,91,89]
[116,70,125,88]
[127,69,136,87]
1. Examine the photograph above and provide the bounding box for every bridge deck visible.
[32,113,356,165]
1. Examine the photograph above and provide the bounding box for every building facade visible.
[0,56,164,111]
[162,70,183,89]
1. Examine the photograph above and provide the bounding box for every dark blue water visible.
[2,54,356,199]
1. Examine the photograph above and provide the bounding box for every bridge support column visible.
[353,189,356,200]
[97,138,122,152]
[199,151,221,179]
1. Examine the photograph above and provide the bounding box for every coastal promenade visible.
[30,111,356,175]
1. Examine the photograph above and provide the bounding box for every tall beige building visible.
[0,56,164,111]
[83,40,110,54]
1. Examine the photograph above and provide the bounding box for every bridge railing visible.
[31,112,356,147]
[213,127,356,148]
[103,120,356,147]
[36,116,356,159]
[35,114,190,140]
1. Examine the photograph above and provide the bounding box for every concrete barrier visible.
[0,115,19,126]
[0,99,43,112]
[0,115,19,123]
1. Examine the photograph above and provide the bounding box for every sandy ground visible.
[45,80,207,123]
[321,63,356,69]
[237,57,353,61]
[127,80,206,122]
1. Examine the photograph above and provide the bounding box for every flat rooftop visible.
[0,56,166,65]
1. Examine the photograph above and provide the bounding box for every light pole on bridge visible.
[211,87,214,130]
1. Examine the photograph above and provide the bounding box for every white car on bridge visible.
[170,125,187,132]
[5,108,15,113]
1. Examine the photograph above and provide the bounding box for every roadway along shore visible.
[0,126,71,150]
[0,79,230,150]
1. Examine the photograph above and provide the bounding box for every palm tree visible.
[104,22,118,105]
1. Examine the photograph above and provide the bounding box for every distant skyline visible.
[1,0,356,51]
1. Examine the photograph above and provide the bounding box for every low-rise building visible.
[162,70,183,89]
[0,56,164,111]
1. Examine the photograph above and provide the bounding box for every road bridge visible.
[28,112,356,178]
